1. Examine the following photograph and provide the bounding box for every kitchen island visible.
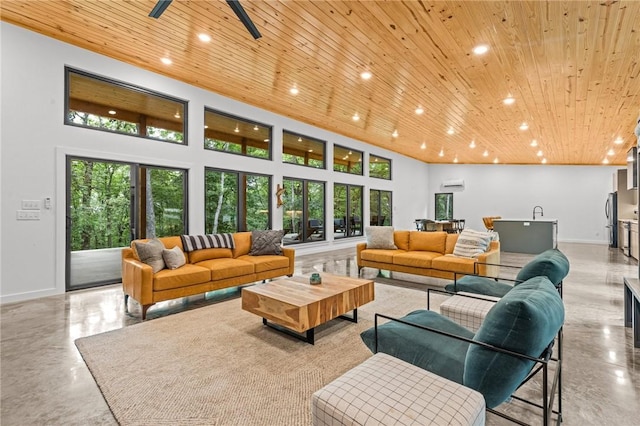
[493,219,558,254]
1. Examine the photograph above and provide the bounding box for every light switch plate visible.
[21,200,41,210]
[17,210,40,220]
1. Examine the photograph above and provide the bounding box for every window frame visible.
[369,154,392,180]
[333,144,364,175]
[333,183,364,239]
[370,189,393,226]
[204,108,272,160]
[64,67,188,144]
[282,130,326,169]
[435,192,454,221]
[281,177,326,245]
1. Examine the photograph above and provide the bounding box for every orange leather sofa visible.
[122,232,295,319]
[357,230,500,280]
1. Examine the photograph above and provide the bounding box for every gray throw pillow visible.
[162,246,186,270]
[365,226,397,249]
[250,230,285,255]
[133,238,165,273]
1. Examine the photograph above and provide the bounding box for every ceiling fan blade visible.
[226,0,262,40]
[149,0,173,19]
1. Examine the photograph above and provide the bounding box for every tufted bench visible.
[311,352,485,426]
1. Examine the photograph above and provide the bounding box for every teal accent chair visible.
[361,276,565,426]
[445,248,570,298]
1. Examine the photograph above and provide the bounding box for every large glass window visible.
[281,178,325,245]
[333,145,363,175]
[65,68,186,143]
[205,169,271,233]
[370,189,392,226]
[204,109,271,159]
[369,154,391,180]
[435,193,454,221]
[334,184,363,239]
[282,131,326,168]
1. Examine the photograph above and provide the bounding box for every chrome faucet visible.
[533,205,544,220]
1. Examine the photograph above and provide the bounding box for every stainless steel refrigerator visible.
[605,192,618,247]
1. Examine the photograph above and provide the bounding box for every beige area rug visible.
[75,283,436,426]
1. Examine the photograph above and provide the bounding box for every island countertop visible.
[493,218,558,223]
[492,219,558,254]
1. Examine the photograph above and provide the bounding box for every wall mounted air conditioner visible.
[442,179,465,188]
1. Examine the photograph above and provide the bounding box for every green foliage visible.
[68,112,184,143]
[435,193,454,221]
[369,160,391,179]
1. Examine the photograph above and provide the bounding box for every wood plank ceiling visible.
[2,0,639,165]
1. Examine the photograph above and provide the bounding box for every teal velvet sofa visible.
[361,275,565,425]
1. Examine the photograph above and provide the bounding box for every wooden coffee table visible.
[241,274,375,344]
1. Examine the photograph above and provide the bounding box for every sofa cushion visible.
[250,230,285,255]
[365,226,397,249]
[162,246,186,270]
[152,264,211,291]
[188,248,233,264]
[394,230,410,250]
[180,233,235,252]
[195,258,255,280]
[444,275,514,298]
[133,238,166,273]
[409,231,447,253]
[515,248,570,286]
[463,276,565,408]
[445,233,459,254]
[453,229,492,258]
[431,255,477,275]
[361,309,474,383]
[393,251,441,268]
[360,249,399,264]
[238,254,290,273]
[233,232,252,257]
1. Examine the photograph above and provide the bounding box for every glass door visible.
[66,157,187,290]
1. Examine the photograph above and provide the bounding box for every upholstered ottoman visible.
[439,292,500,332]
[311,352,485,426]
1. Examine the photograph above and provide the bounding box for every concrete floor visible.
[1,243,639,425]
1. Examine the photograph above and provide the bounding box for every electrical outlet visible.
[16,210,40,220]
[21,200,41,210]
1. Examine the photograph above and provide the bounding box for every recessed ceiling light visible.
[420,142,426,150]
[469,140,476,148]
[530,139,538,147]
[174,111,180,119]
[493,158,499,164]
[503,96,515,105]
[253,125,259,131]
[438,149,444,157]
[352,112,360,121]
[234,124,239,133]
[360,71,372,80]
[603,158,610,164]
[198,33,211,42]
[447,127,454,135]
[290,84,299,95]
[108,110,116,115]
[519,122,529,131]
[297,137,302,142]
[415,106,424,115]
[541,158,547,164]
[204,125,208,129]
[308,149,313,152]
[264,138,269,142]
[392,129,398,138]
[453,156,458,163]
[160,57,172,65]
[473,44,489,55]
[614,137,624,145]
[537,150,543,157]
[483,150,489,157]
[607,148,615,156]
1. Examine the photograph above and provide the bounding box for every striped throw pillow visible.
[180,233,235,252]
[453,229,492,258]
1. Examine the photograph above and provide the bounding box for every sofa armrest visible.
[121,248,154,306]
[281,247,296,276]
[356,242,367,265]
[476,241,500,277]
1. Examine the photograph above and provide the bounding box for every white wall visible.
[0,23,430,303]
[427,164,620,243]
